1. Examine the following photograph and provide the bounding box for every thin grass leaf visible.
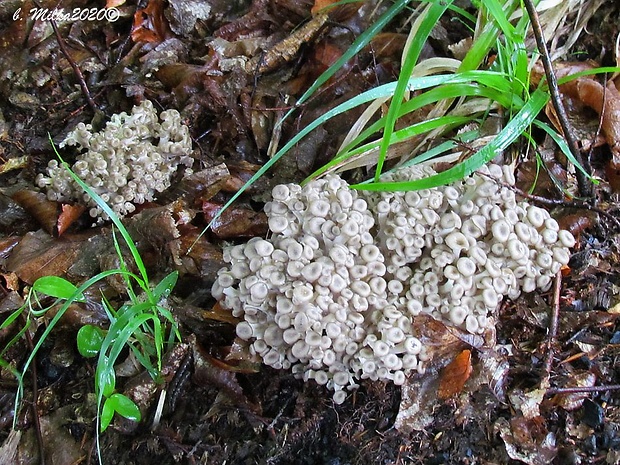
[376,0,454,182]
[480,0,517,41]
[352,87,549,191]
[339,84,512,159]
[15,269,137,416]
[152,271,178,301]
[533,120,598,183]
[49,136,151,292]
[291,0,411,113]
[310,115,473,178]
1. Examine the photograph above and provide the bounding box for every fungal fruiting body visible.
[212,163,574,403]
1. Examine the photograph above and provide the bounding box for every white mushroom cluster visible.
[36,100,193,219]
[212,163,575,403]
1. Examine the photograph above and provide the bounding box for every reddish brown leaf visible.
[191,335,260,413]
[131,0,173,45]
[438,349,473,400]
[5,230,83,284]
[57,204,86,236]
[11,190,59,236]
[202,201,268,239]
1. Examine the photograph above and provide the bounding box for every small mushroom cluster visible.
[212,163,575,402]
[36,100,193,219]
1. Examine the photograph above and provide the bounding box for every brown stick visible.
[523,0,593,199]
[48,18,98,113]
[547,384,620,395]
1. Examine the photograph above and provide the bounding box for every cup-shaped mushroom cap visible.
[360,244,382,262]
[300,262,323,282]
[271,183,291,201]
[445,231,470,254]
[456,257,477,277]
[328,244,349,264]
[253,239,274,257]
[388,279,404,294]
[236,321,254,339]
[541,229,558,244]
[449,306,468,325]
[350,281,371,297]
[440,211,462,232]
[264,325,284,346]
[491,219,511,242]
[558,230,576,248]
[526,206,546,228]
[465,314,480,333]
[553,247,570,265]
[507,239,528,261]
[444,265,461,281]
[286,241,304,260]
[482,288,499,308]
[292,284,314,305]
[535,252,553,269]
[372,340,390,357]
[384,327,405,344]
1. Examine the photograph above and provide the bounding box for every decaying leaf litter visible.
[0,0,619,463]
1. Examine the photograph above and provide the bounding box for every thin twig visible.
[540,270,562,389]
[46,15,97,113]
[477,170,620,231]
[546,384,620,395]
[523,0,593,199]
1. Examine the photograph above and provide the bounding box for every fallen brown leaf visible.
[202,201,268,238]
[11,190,59,236]
[131,0,173,45]
[438,349,473,400]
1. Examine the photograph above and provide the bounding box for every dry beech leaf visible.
[202,201,268,238]
[57,204,86,236]
[190,335,260,413]
[0,272,19,292]
[11,190,58,236]
[5,230,83,284]
[438,349,473,400]
[131,0,173,45]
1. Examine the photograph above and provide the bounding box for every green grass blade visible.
[49,136,151,292]
[533,120,598,183]
[352,87,549,191]
[375,0,454,182]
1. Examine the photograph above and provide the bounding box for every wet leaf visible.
[202,201,268,238]
[438,349,472,400]
[5,230,82,284]
[496,416,557,465]
[552,372,597,411]
[76,325,105,358]
[57,203,86,236]
[11,190,58,236]
[131,0,173,45]
[191,335,259,412]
